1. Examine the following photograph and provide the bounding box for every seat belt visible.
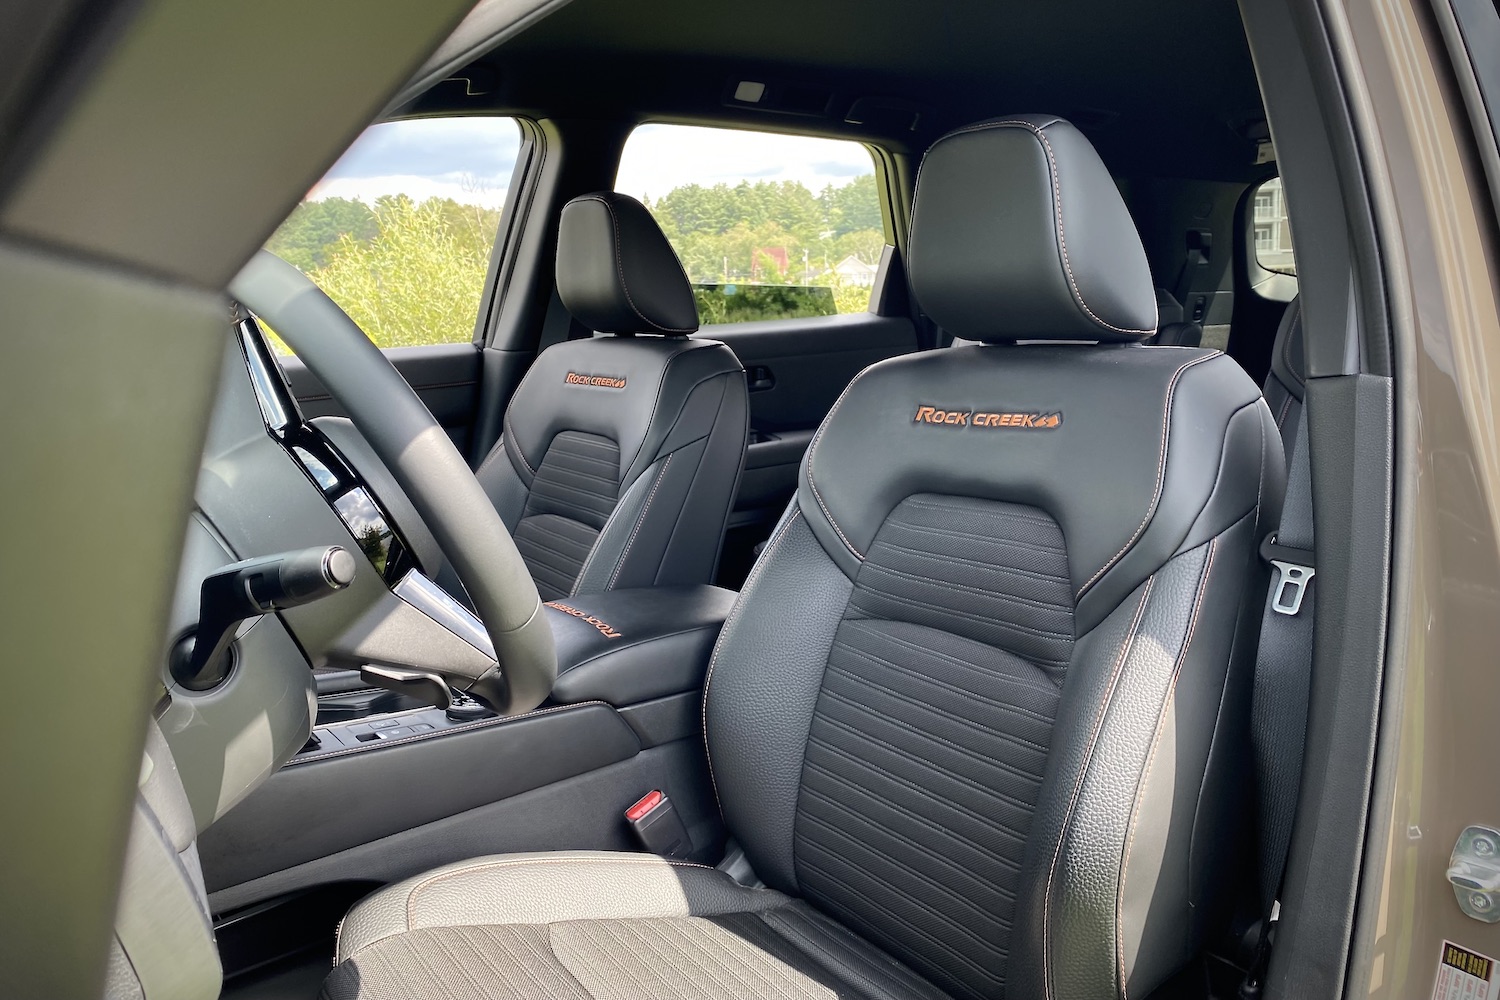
[537,285,590,352]
[1241,411,1316,998]
[1172,229,1212,323]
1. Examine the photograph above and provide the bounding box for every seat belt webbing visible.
[1251,412,1315,908]
[1240,411,1315,999]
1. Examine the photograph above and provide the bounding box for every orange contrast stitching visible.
[1114,538,1217,997]
[1041,578,1154,1000]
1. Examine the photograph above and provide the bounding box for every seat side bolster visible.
[1011,515,1255,1000]
[335,851,789,962]
[704,506,855,893]
[1117,514,1258,996]
[618,339,744,489]
[1077,353,1267,632]
[474,439,530,532]
[588,369,749,594]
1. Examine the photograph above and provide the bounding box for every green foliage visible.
[692,284,836,325]
[642,175,885,314]
[264,198,378,271]
[264,173,882,351]
[269,195,500,350]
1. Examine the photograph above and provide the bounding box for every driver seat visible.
[473,192,749,600]
[323,115,1282,1000]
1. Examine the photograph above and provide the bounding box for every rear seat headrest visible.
[556,192,699,336]
[909,114,1159,344]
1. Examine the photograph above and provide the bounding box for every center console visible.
[293,584,737,762]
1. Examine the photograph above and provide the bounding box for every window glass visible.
[616,125,885,323]
[1251,177,1296,275]
[264,116,520,350]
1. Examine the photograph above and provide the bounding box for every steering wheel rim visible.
[229,249,556,714]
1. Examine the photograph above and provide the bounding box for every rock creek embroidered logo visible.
[565,371,628,389]
[913,404,1062,430]
[544,601,624,639]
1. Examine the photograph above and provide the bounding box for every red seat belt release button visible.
[625,790,664,822]
[624,789,691,858]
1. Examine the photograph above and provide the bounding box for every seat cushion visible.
[325,852,949,1000]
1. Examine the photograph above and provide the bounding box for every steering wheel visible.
[229,250,556,715]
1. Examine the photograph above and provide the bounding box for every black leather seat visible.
[473,192,749,600]
[323,116,1283,1000]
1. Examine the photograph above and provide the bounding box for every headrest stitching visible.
[573,195,695,335]
[932,119,1156,339]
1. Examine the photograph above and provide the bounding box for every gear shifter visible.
[445,689,495,722]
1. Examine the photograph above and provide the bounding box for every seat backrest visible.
[476,193,748,600]
[705,116,1283,1000]
[1263,294,1305,452]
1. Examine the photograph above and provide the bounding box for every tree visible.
[820,174,882,236]
[265,198,377,271]
[261,169,885,355]
[305,196,492,349]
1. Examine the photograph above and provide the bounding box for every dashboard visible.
[157,318,497,831]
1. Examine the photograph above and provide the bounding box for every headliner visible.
[409,0,1267,182]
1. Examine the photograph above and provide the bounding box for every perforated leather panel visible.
[793,495,1071,1000]
[512,430,621,600]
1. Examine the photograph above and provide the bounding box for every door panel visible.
[711,311,915,510]
[709,311,916,587]
[280,342,481,453]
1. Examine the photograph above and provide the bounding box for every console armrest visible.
[545,586,737,706]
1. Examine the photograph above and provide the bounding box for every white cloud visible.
[614,124,874,201]
[309,174,510,208]
[300,120,873,209]
[304,117,519,207]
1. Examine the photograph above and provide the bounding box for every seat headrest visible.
[909,115,1158,343]
[556,192,699,336]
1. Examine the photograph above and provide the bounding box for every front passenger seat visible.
[323,116,1282,1000]
[475,193,749,600]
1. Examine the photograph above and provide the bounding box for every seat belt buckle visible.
[625,790,691,859]
[1261,533,1315,616]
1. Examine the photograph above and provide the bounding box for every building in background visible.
[1254,177,1296,273]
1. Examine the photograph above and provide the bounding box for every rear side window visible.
[264,116,520,350]
[616,124,885,323]
[1252,177,1296,275]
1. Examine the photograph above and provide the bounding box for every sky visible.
[306,119,873,208]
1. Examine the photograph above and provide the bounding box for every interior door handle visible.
[746,365,775,391]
